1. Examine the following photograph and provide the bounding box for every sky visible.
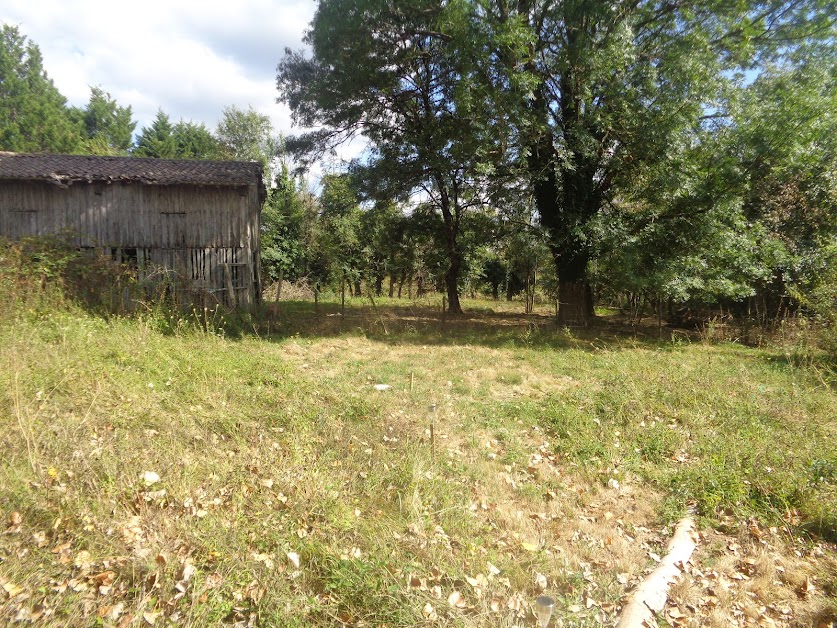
[3,0,340,164]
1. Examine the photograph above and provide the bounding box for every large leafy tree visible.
[0,24,83,153]
[70,86,135,155]
[277,0,522,313]
[358,200,404,296]
[216,105,280,179]
[480,0,835,323]
[317,173,365,294]
[261,161,311,289]
[593,39,836,323]
[734,43,837,292]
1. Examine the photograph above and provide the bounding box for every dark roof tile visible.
[0,152,263,189]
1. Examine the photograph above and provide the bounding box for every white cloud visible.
[3,0,315,137]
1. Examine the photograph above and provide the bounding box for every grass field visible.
[1,295,835,626]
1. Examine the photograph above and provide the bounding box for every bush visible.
[790,245,837,364]
[0,236,247,339]
[0,236,146,316]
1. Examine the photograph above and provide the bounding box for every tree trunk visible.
[658,297,663,339]
[558,281,594,324]
[275,267,283,302]
[533,265,538,304]
[374,273,384,297]
[527,84,598,326]
[388,274,395,298]
[434,175,464,315]
[444,252,463,315]
[556,250,594,324]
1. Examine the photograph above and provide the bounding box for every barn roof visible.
[0,152,264,191]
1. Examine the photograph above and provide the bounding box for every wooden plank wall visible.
[0,180,261,307]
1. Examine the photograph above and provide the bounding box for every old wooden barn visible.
[0,152,265,307]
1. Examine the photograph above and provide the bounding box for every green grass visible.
[0,282,835,625]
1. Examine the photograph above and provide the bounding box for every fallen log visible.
[616,517,698,628]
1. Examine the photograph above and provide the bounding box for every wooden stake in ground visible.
[428,404,437,460]
[616,517,698,628]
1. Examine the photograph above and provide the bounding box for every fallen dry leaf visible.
[73,550,92,570]
[490,595,502,612]
[447,590,466,608]
[52,541,72,554]
[91,571,115,586]
[796,575,814,598]
[179,562,196,582]
[253,553,274,570]
[2,581,24,597]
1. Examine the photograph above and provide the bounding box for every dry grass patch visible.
[666,528,836,627]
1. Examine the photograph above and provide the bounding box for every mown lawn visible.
[1,298,835,626]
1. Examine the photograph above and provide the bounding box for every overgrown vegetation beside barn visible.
[0,153,265,308]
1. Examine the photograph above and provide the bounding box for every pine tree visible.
[133,109,178,158]
[0,24,83,153]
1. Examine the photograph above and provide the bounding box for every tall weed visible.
[0,237,232,336]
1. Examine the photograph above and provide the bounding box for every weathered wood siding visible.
[0,180,261,307]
